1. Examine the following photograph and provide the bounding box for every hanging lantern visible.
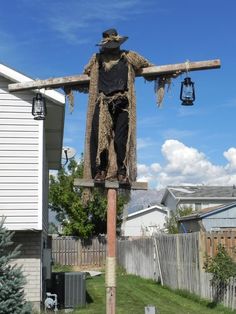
[180,77,195,106]
[32,92,47,120]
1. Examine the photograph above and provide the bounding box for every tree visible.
[49,158,128,238]
[48,222,58,235]
[164,206,193,234]
[204,244,236,303]
[0,219,31,314]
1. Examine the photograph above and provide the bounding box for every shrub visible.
[204,243,236,285]
[204,243,236,303]
[0,219,31,314]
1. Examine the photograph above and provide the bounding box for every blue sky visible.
[1,0,236,189]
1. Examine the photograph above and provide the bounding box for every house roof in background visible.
[161,186,236,203]
[126,204,168,220]
[178,202,236,221]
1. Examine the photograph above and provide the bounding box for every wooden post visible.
[106,188,117,314]
[73,179,148,314]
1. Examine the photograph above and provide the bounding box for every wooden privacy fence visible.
[51,232,236,309]
[117,233,202,292]
[51,235,106,266]
[204,231,236,261]
[118,237,157,280]
[117,232,236,311]
[51,231,236,266]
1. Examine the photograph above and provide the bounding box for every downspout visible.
[180,222,188,233]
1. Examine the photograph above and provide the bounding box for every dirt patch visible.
[72,265,104,272]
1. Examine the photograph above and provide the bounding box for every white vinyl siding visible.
[0,77,40,230]
[122,207,168,237]
[42,166,49,233]
[42,128,49,233]
[0,64,65,308]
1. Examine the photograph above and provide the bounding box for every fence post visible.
[176,234,181,289]
[77,238,82,266]
[198,231,205,297]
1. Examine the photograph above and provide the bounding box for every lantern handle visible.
[184,59,190,76]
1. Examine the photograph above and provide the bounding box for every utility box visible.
[145,305,156,314]
[51,272,86,309]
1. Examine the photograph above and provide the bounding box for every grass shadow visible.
[86,291,93,304]
[206,301,218,309]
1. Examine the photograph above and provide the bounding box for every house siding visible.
[42,160,49,233]
[179,204,236,232]
[11,231,42,311]
[162,187,236,214]
[0,64,65,310]
[122,208,167,236]
[0,77,41,230]
[164,193,178,211]
[203,205,236,230]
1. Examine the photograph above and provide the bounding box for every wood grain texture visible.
[9,59,221,92]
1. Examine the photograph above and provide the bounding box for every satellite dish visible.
[61,147,76,160]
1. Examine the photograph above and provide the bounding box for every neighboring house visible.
[0,64,65,310]
[121,204,168,237]
[161,185,236,212]
[178,202,236,233]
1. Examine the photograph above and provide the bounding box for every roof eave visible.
[178,197,236,200]
[0,63,65,104]
[126,205,168,220]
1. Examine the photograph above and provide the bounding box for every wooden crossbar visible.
[74,179,148,190]
[8,59,221,92]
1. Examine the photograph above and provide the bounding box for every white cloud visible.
[224,147,236,170]
[162,140,223,178]
[137,139,236,189]
[150,163,161,172]
[137,163,161,187]
[137,164,149,175]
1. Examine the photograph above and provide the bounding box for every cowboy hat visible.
[97,28,128,49]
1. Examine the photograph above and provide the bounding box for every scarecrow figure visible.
[82,28,153,184]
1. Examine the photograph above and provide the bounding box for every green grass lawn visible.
[70,272,236,314]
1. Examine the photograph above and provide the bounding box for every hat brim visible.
[96,36,128,49]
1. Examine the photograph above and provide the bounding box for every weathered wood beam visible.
[139,59,221,76]
[8,74,90,92]
[8,59,221,92]
[74,178,148,190]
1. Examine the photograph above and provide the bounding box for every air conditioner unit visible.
[51,272,86,309]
